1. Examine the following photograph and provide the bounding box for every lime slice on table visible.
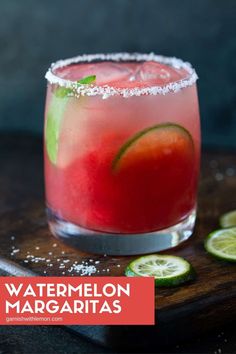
[112,123,194,171]
[45,75,96,165]
[205,228,236,262]
[125,255,195,287]
[220,210,236,228]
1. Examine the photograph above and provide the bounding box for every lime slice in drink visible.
[45,75,96,165]
[112,123,194,171]
[204,228,236,262]
[220,210,236,228]
[125,255,195,286]
[45,93,69,164]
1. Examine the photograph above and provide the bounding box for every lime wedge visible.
[220,210,236,228]
[45,75,96,165]
[125,255,195,286]
[205,228,236,262]
[45,93,69,164]
[112,123,194,171]
[78,75,96,84]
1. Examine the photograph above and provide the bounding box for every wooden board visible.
[0,135,236,351]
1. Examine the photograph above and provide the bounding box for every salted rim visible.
[45,53,198,99]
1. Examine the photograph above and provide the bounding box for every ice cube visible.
[58,62,134,86]
[134,61,171,84]
[94,62,133,85]
[134,61,184,85]
[56,64,96,81]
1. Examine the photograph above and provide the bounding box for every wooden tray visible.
[0,136,236,351]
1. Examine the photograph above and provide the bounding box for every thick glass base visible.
[47,207,196,255]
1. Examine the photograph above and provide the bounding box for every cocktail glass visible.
[44,53,200,255]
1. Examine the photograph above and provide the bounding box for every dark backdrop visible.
[1,0,236,148]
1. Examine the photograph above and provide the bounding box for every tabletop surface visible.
[0,134,236,354]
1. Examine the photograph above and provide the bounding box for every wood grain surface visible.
[0,135,236,350]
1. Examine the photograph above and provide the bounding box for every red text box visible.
[0,277,155,325]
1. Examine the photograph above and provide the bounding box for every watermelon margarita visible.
[44,53,200,254]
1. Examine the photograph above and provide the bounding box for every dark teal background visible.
[1,0,236,148]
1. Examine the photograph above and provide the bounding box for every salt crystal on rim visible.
[45,52,198,99]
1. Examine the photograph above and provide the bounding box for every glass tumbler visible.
[44,53,201,255]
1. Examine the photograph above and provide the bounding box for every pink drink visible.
[44,54,200,254]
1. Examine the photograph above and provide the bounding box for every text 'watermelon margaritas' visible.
[44,53,200,255]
